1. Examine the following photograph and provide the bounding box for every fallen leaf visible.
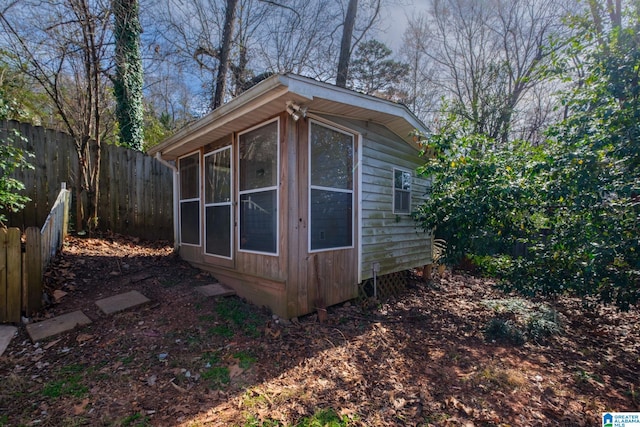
[53,290,67,302]
[76,333,93,343]
[229,363,244,378]
[265,323,281,338]
[170,380,187,393]
[73,398,89,415]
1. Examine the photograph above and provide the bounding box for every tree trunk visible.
[336,0,358,88]
[212,0,238,110]
[113,0,144,150]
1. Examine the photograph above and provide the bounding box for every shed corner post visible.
[155,152,179,251]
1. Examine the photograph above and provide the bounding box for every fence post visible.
[6,228,22,323]
[0,229,7,322]
[61,182,70,239]
[25,227,42,317]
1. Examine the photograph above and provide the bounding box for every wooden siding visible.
[289,117,359,317]
[314,115,432,280]
[1,188,71,322]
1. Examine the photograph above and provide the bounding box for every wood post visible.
[25,227,42,317]
[0,229,7,322]
[5,228,21,323]
[423,264,433,281]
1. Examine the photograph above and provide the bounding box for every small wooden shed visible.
[149,74,433,318]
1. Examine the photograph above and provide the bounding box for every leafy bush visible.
[484,317,526,346]
[0,137,33,225]
[0,76,33,225]
[414,8,640,309]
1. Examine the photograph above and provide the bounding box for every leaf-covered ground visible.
[0,234,637,426]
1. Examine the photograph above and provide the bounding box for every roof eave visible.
[147,74,287,157]
[282,74,428,140]
[148,73,429,158]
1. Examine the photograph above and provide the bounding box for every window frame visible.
[237,117,280,256]
[178,151,201,247]
[204,145,233,259]
[308,119,355,253]
[393,167,412,215]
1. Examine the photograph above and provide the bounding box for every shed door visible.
[297,120,358,311]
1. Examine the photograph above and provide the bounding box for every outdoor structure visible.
[149,74,433,318]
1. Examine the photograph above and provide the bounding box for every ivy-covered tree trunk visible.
[113,0,144,150]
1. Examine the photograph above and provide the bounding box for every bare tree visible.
[147,0,388,114]
[151,0,271,110]
[0,0,114,232]
[150,0,223,110]
[254,0,338,78]
[407,0,567,142]
[399,12,442,121]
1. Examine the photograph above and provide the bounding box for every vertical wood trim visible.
[285,115,299,317]
[6,228,22,323]
[278,114,288,282]
[298,118,311,314]
[356,133,363,284]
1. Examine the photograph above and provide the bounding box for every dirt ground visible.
[0,234,638,426]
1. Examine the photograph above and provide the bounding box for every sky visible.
[379,0,430,51]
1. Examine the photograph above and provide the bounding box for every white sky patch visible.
[378,0,429,51]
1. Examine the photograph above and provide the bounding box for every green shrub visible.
[482,297,563,345]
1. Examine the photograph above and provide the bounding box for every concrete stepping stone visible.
[26,311,92,342]
[0,325,17,356]
[195,283,235,297]
[96,290,150,315]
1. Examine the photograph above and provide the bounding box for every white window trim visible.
[204,146,233,259]
[308,119,355,253]
[237,117,280,256]
[178,151,201,247]
[393,167,412,215]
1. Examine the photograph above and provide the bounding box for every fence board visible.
[0,229,7,321]
[135,153,144,233]
[25,227,42,316]
[6,228,22,323]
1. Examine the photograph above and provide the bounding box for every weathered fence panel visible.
[1,120,174,241]
[0,186,72,322]
[40,185,71,267]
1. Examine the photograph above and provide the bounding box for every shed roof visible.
[148,73,428,161]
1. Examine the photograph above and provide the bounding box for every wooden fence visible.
[0,185,71,323]
[1,120,174,241]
